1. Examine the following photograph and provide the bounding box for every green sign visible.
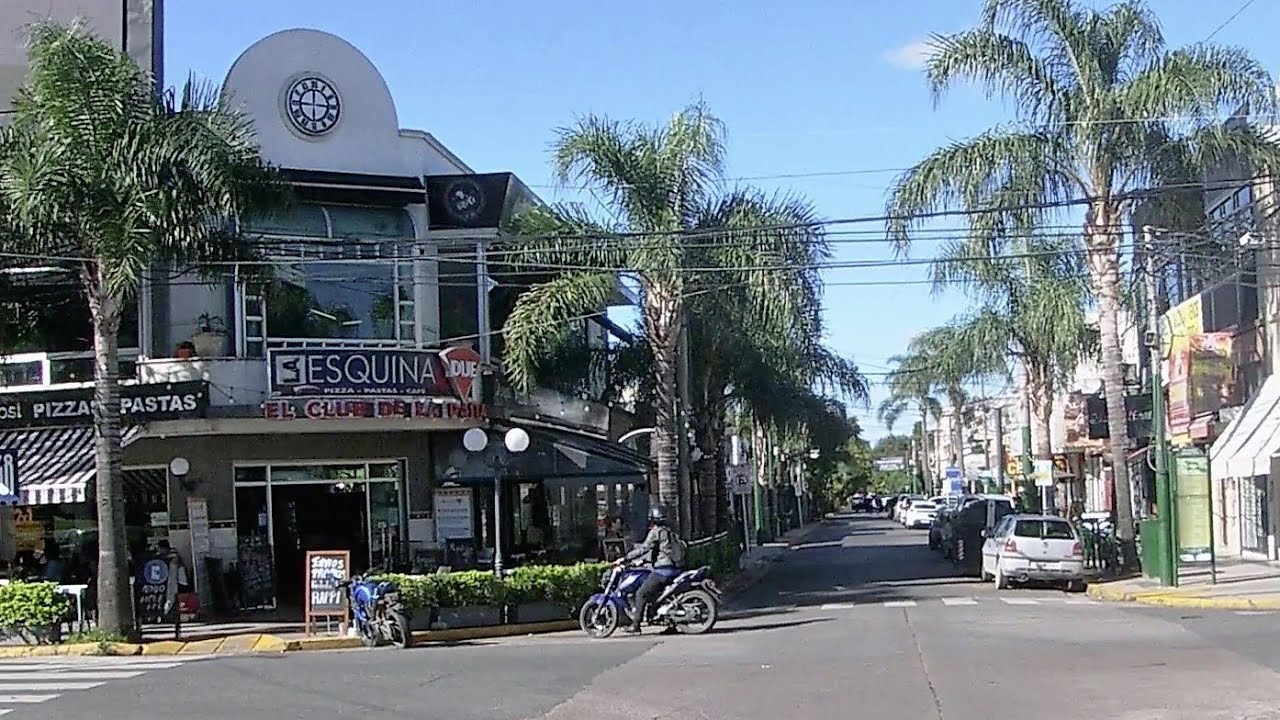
[1174,451,1212,562]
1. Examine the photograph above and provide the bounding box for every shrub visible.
[377,562,610,612]
[0,582,71,644]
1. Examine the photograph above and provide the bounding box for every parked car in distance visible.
[903,501,938,529]
[980,514,1086,592]
[896,495,925,524]
[850,495,875,513]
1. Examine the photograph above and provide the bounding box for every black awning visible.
[434,423,650,485]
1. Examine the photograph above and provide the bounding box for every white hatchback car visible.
[902,501,938,529]
[980,514,1086,592]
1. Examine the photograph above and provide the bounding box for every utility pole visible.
[1143,225,1177,587]
[993,405,1006,494]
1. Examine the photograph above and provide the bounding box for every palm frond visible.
[500,272,619,392]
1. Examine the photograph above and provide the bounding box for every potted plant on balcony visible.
[175,341,196,360]
[190,314,228,358]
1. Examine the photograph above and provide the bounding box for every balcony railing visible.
[0,349,141,390]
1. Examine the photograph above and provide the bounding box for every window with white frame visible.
[0,270,140,386]
[238,205,417,353]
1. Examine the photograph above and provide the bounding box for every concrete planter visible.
[509,602,572,624]
[433,605,502,630]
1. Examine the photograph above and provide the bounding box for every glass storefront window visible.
[438,245,478,344]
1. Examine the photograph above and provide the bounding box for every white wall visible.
[221,28,465,178]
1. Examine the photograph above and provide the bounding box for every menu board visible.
[433,487,474,542]
[135,553,172,624]
[237,536,274,609]
[304,550,349,634]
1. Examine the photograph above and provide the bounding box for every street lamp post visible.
[463,427,530,577]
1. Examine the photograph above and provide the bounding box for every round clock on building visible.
[284,75,341,136]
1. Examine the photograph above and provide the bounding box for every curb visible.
[0,620,581,659]
[1087,582,1280,610]
[721,520,830,600]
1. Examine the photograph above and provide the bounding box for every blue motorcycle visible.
[339,573,412,649]
[579,561,720,638]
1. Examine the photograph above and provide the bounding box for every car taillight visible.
[1072,541,1083,557]
[1003,539,1018,553]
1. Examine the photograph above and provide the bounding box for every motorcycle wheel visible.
[673,589,718,635]
[578,599,618,639]
[388,607,412,649]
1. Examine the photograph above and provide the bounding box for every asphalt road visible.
[12,514,1280,719]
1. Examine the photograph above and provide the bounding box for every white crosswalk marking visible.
[819,603,856,610]
[0,655,205,712]
[941,597,978,606]
[812,596,1099,611]
[883,601,918,607]
[999,598,1041,605]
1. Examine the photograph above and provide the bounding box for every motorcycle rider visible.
[617,505,685,635]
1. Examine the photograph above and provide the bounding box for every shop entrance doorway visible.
[233,461,406,612]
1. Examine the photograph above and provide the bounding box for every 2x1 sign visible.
[269,347,481,401]
[0,380,208,430]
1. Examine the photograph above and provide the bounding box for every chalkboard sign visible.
[304,550,349,635]
[135,553,172,624]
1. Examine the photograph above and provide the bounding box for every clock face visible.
[285,76,341,136]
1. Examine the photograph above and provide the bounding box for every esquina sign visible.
[268,347,482,402]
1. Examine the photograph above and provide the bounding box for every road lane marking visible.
[883,601,918,607]
[0,682,103,691]
[820,603,856,610]
[999,598,1040,605]
[941,598,978,606]
[1063,599,1096,605]
[0,666,142,676]
[0,694,58,703]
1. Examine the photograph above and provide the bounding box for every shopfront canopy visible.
[433,425,651,486]
[1211,373,1280,480]
[0,426,140,505]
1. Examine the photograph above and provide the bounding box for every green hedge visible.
[380,563,609,612]
[688,532,742,578]
[378,534,742,613]
[0,582,71,644]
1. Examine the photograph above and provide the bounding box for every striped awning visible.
[0,426,141,505]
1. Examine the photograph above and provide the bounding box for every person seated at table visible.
[39,541,63,582]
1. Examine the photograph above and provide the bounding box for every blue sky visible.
[164,0,1280,440]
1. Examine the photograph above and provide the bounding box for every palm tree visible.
[903,325,1004,473]
[933,233,1095,498]
[501,104,866,533]
[879,354,942,493]
[884,0,1280,557]
[0,24,279,636]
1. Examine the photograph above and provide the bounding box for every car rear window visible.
[913,502,936,510]
[1013,520,1076,539]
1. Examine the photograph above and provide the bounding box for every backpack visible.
[665,527,688,567]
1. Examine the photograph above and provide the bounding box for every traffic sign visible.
[728,466,752,495]
[1033,459,1055,487]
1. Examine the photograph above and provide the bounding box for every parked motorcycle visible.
[340,574,412,649]
[579,561,721,638]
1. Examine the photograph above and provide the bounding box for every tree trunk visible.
[1086,206,1136,555]
[644,284,682,528]
[86,277,131,638]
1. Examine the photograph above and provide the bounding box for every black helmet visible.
[647,505,670,525]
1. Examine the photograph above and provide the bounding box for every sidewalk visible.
[719,516,831,598]
[1087,558,1280,610]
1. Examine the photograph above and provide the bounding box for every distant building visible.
[0,0,163,112]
